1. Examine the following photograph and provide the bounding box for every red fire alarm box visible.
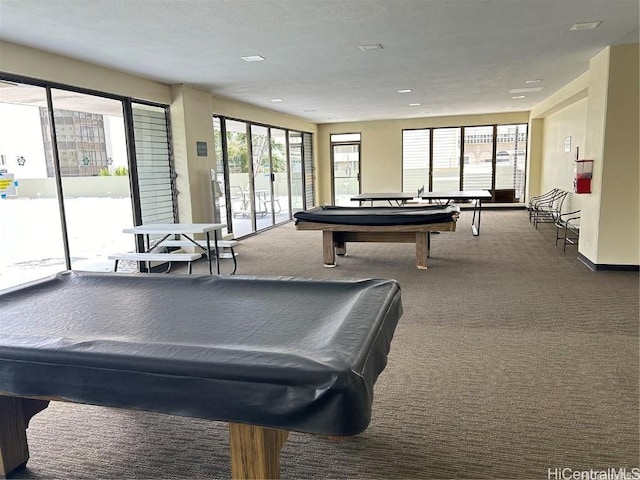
[574,159,593,194]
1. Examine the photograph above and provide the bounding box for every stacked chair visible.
[528,189,568,228]
[528,188,581,252]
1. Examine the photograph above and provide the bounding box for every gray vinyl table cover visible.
[0,271,402,435]
[294,205,460,226]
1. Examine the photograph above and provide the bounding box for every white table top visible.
[421,190,492,200]
[123,223,225,235]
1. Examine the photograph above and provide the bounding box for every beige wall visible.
[212,95,316,134]
[317,112,529,205]
[593,44,639,265]
[539,99,588,212]
[170,85,218,225]
[0,41,170,104]
[530,44,639,266]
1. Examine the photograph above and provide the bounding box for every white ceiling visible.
[0,0,638,123]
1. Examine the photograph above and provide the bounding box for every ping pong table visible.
[350,192,418,206]
[0,271,402,479]
[421,190,492,236]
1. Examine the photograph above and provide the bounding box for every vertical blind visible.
[132,104,176,224]
[402,129,430,193]
[303,132,314,208]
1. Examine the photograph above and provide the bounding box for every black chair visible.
[531,190,568,228]
[555,210,581,252]
[528,188,560,223]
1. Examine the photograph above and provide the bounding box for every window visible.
[402,129,429,193]
[213,115,313,237]
[401,123,528,202]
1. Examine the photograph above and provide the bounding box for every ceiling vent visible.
[570,21,602,30]
[358,44,383,51]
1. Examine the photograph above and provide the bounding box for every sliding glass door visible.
[271,128,290,223]
[214,116,312,238]
[289,132,304,212]
[50,89,134,271]
[251,125,274,230]
[0,75,177,287]
[226,120,253,237]
[0,82,66,288]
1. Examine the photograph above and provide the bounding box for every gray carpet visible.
[12,210,639,479]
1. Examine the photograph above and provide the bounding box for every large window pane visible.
[132,103,176,226]
[50,89,134,271]
[496,124,528,201]
[463,126,493,190]
[402,129,429,194]
[0,82,66,288]
[432,128,461,191]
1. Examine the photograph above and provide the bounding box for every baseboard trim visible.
[577,253,640,272]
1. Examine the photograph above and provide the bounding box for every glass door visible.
[331,133,361,206]
[49,89,133,272]
[289,131,304,213]
[271,128,290,224]
[251,125,273,231]
[226,120,253,237]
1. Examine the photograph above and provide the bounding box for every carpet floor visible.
[12,210,639,480]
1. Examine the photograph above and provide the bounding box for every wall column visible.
[582,44,639,266]
[169,85,216,225]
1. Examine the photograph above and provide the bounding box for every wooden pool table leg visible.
[0,396,49,478]
[229,422,289,480]
[322,231,337,267]
[416,231,428,269]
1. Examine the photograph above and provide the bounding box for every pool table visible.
[294,205,459,269]
[0,271,402,479]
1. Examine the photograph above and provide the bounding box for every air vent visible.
[358,44,383,51]
[570,21,602,30]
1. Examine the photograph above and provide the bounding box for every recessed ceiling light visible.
[241,55,265,62]
[512,95,526,99]
[358,44,383,51]
[570,21,602,30]
[525,79,543,84]
[510,87,544,93]
[270,98,283,102]
[409,103,421,107]
[398,89,412,94]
